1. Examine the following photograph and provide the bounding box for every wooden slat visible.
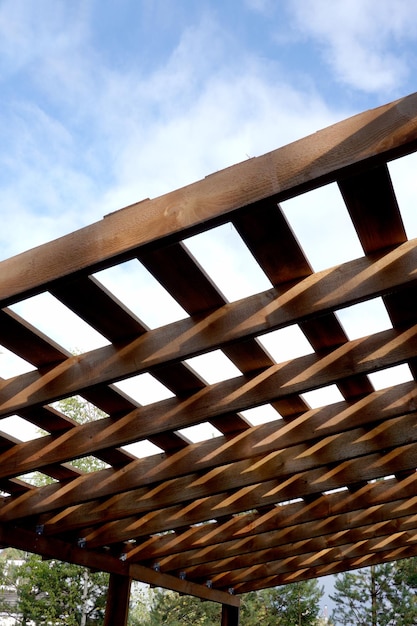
[2,236,417,418]
[2,318,417,482]
[80,441,417,547]
[2,94,417,596]
[235,199,373,402]
[231,544,417,593]
[148,499,417,573]
[2,379,415,521]
[2,93,417,308]
[34,410,417,538]
[158,500,417,579]
[233,200,312,284]
[213,532,417,590]
[127,473,417,561]
[0,308,69,367]
[338,164,407,253]
[182,520,417,582]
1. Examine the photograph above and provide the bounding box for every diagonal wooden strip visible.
[2,236,417,418]
[215,531,417,590]
[186,519,417,582]
[127,473,417,561]
[231,542,417,593]
[80,441,417,547]
[35,410,417,536]
[1,321,417,483]
[158,502,417,574]
[2,379,415,520]
[127,472,417,562]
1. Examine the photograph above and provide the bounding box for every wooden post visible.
[221,603,240,626]
[103,573,132,626]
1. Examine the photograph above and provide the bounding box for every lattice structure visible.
[1,93,417,622]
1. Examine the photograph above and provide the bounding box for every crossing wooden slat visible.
[127,473,417,562]
[1,379,415,522]
[1,320,417,482]
[2,94,417,597]
[80,441,417,548]
[2,236,417,419]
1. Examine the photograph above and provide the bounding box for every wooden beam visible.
[127,473,417,562]
[1,92,417,308]
[33,410,417,536]
[81,441,417,546]
[2,235,417,419]
[222,604,240,626]
[128,563,240,607]
[0,523,239,606]
[2,379,417,522]
[103,574,131,626]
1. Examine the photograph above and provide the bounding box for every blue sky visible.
[1,0,417,612]
[1,0,417,261]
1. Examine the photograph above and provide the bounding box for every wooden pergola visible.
[1,92,417,624]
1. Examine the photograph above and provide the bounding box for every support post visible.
[221,603,240,626]
[103,573,132,626]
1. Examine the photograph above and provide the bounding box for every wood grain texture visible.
[2,93,417,595]
[1,93,417,307]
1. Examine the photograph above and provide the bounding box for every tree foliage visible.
[331,560,417,626]
[144,579,324,626]
[0,550,108,625]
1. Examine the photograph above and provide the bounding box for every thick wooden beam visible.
[222,604,240,626]
[103,573,131,626]
[0,523,240,606]
[1,92,417,308]
[128,563,240,607]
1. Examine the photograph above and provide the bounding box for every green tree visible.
[331,561,417,626]
[0,549,24,621]
[240,581,323,626]
[145,580,323,626]
[145,589,221,625]
[14,553,108,625]
[127,582,153,625]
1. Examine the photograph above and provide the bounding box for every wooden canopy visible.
[1,92,417,619]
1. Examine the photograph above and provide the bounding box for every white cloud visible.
[0,0,90,81]
[96,24,349,210]
[0,4,352,263]
[289,0,417,93]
